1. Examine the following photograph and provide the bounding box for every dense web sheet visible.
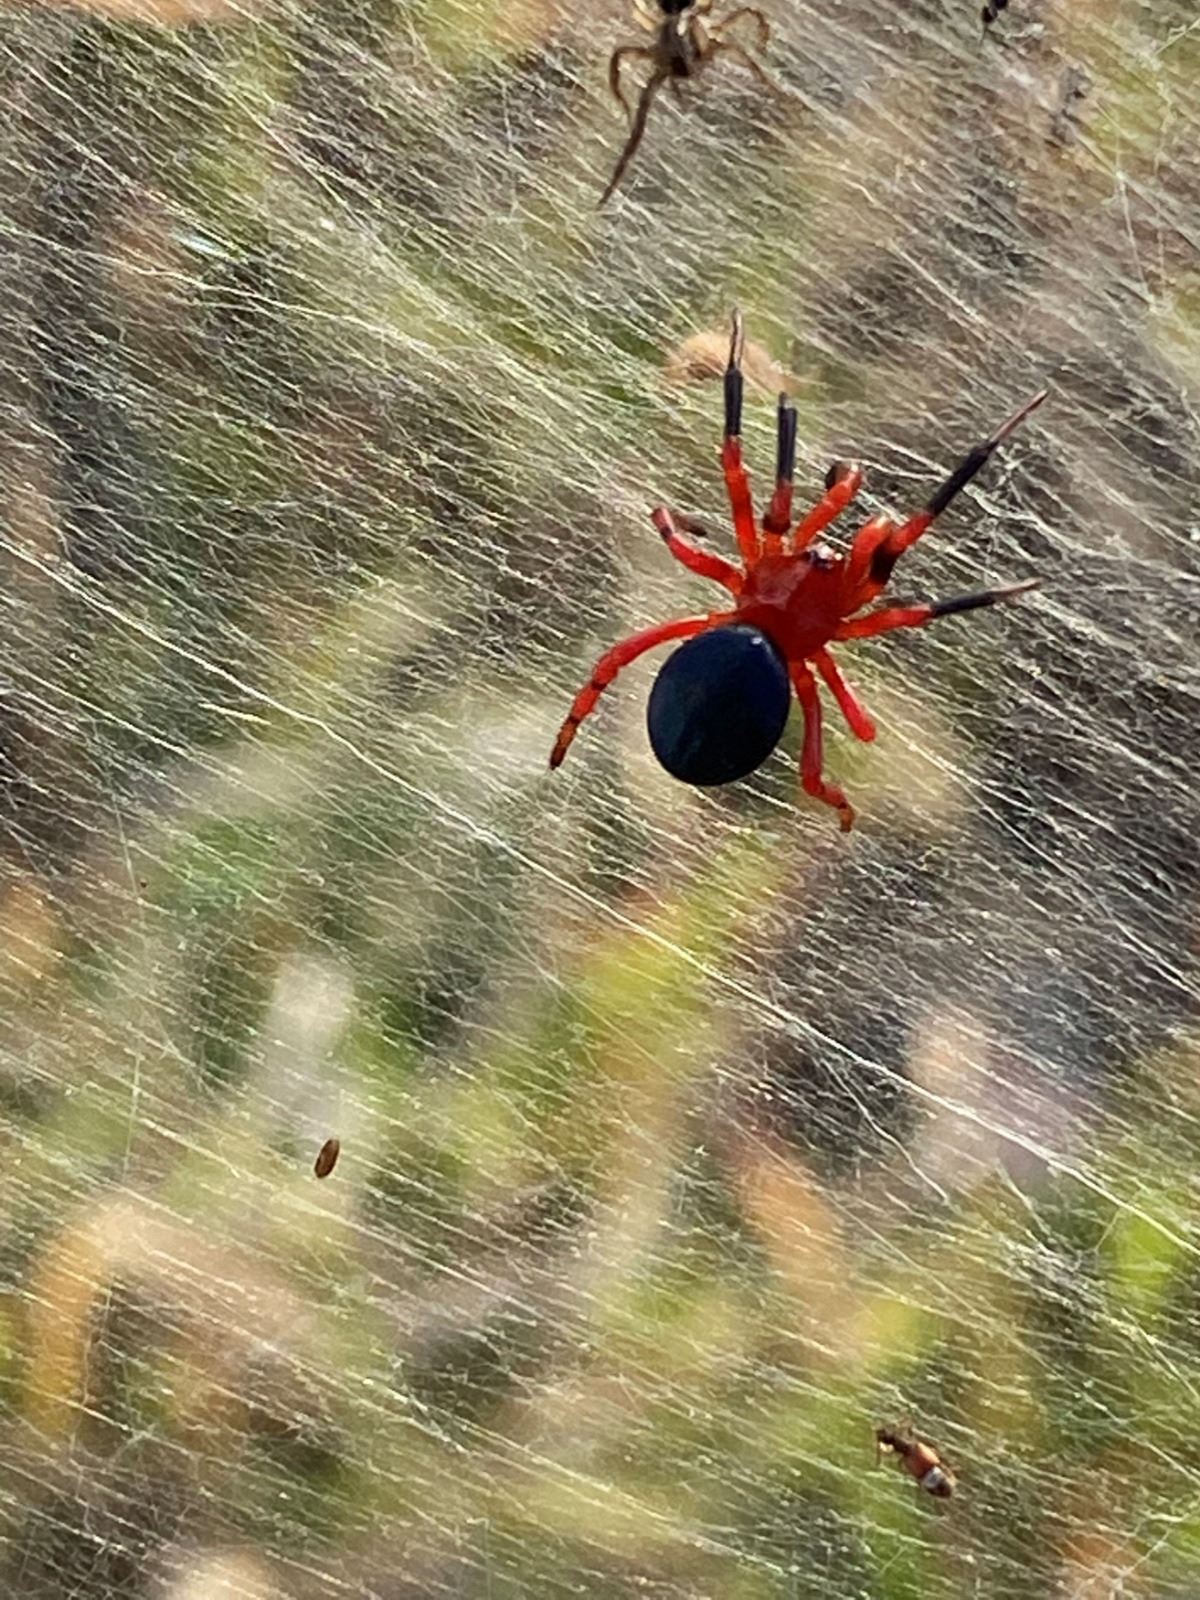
[0,0,1199,1595]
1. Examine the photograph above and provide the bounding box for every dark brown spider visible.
[600,0,780,206]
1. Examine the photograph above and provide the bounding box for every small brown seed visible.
[313,1137,340,1179]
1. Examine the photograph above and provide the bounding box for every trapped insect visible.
[549,311,1044,831]
[600,0,780,206]
[1049,64,1090,146]
[314,1137,340,1178]
[876,1424,956,1498]
[981,0,1010,31]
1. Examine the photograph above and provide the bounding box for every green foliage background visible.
[0,0,1199,1595]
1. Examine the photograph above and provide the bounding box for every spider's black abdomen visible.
[647,624,790,787]
[659,0,693,13]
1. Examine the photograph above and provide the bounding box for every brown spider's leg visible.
[761,394,797,556]
[707,39,785,96]
[651,506,743,592]
[549,611,734,768]
[834,579,1039,642]
[857,390,1048,601]
[608,45,658,119]
[721,310,761,564]
[710,5,770,49]
[791,663,855,831]
[813,648,876,742]
[599,71,666,205]
[793,459,864,553]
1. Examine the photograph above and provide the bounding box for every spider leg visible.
[608,45,658,119]
[632,0,658,29]
[856,390,1047,598]
[841,512,897,600]
[652,507,743,592]
[813,648,876,741]
[835,579,1039,642]
[791,663,855,831]
[549,611,734,768]
[761,393,797,554]
[599,70,667,205]
[721,310,761,564]
[793,459,864,552]
[668,510,715,538]
[710,5,771,49]
[707,38,785,95]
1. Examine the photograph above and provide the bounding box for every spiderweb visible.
[0,0,1198,1594]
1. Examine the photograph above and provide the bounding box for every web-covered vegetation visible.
[0,0,1199,1595]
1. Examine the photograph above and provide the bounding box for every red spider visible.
[549,312,1045,830]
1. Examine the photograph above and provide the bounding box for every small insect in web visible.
[1049,64,1091,147]
[981,0,1010,33]
[314,1137,340,1179]
[600,0,781,206]
[876,1424,956,1498]
[549,311,1045,831]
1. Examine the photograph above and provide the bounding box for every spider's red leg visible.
[651,507,742,592]
[721,310,760,564]
[861,391,1047,593]
[835,579,1039,641]
[813,648,876,742]
[792,460,864,552]
[670,511,714,537]
[842,512,897,599]
[549,612,732,768]
[790,663,855,832]
[761,394,797,556]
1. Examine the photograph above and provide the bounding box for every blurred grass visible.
[0,0,1199,1596]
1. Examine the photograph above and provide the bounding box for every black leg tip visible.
[776,397,798,483]
[724,368,744,439]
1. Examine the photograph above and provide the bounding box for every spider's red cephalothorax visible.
[550,311,1045,830]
